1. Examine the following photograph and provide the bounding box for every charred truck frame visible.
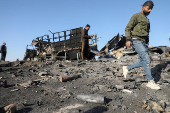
[24,27,99,61]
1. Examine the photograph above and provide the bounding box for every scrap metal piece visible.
[77,94,105,104]
[60,73,82,82]
[100,33,126,54]
[149,46,170,55]
[0,78,7,87]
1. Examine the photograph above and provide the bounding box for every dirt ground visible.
[0,55,170,113]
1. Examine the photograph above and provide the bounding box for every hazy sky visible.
[0,0,170,61]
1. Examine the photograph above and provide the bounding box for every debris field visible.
[0,47,170,113]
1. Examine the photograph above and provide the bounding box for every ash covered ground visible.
[0,53,170,113]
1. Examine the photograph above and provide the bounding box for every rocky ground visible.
[0,53,170,113]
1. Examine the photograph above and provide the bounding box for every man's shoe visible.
[146,80,161,90]
[123,66,128,78]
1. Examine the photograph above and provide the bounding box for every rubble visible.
[115,84,124,90]
[0,104,17,113]
[134,76,148,83]
[0,60,24,67]
[142,99,169,112]
[0,77,7,87]
[0,33,170,112]
[0,61,11,67]
[56,104,84,113]
[19,80,32,88]
[0,79,7,87]
[149,46,170,58]
[122,89,133,93]
[165,106,170,113]
[16,69,22,73]
[10,89,20,92]
[38,72,48,77]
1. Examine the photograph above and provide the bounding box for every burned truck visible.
[23,27,100,61]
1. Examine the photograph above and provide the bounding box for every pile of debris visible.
[0,33,170,113]
[0,53,170,113]
[99,33,170,61]
[142,99,170,113]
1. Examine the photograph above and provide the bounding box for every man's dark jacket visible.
[83,29,91,44]
[1,45,7,61]
[82,29,91,59]
[1,45,7,52]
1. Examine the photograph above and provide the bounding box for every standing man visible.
[1,42,7,61]
[123,1,160,90]
[81,24,93,60]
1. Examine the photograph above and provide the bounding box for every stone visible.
[115,85,124,90]
[3,104,16,113]
[32,79,41,85]
[122,89,133,93]
[11,74,16,78]
[107,89,112,92]
[0,79,7,87]
[109,85,115,89]
[10,89,19,92]
[0,61,11,67]
[112,105,118,111]
[77,62,86,66]
[92,86,99,92]
[0,67,2,72]
[56,104,84,113]
[12,60,20,67]
[17,69,22,73]
[163,52,169,57]
[38,64,42,67]
[135,76,147,83]
[37,100,43,106]
[142,101,148,109]
[124,82,136,89]
[151,55,160,60]
[150,101,165,112]
[142,100,168,112]
[110,49,123,59]
[58,64,64,67]
[162,76,170,83]
[122,105,127,110]
[39,72,48,77]
[19,80,32,88]
[165,106,170,113]
[159,100,166,109]
[60,91,73,99]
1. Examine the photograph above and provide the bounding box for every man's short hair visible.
[143,0,154,9]
[85,24,90,28]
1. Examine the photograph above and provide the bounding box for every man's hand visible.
[89,35,93,39]
[147,43,149,46]
[126,41,132,47]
